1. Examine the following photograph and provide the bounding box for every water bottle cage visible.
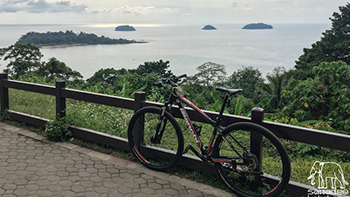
[193,123,202,137]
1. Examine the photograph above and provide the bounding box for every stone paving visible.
[0,122,235,197]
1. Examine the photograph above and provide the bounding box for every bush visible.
[45,116,72,142]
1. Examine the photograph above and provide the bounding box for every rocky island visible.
[242,23,273,30]
[15,30,142,48]
[202,25,217,30]
[115,25,136,31]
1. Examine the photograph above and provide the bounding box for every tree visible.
[0,44,43,79]
[86,68,127,86]
[194,62,227,86]
[295,3,350,79]
[258,67,289,110]
[36,57,83,81]
[131,60,173,78]
[281,61,350,131]
[226,66,264,98]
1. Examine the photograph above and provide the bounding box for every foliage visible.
[15,30,138,47]
[257,67,290,110]
[86,61,171,97]
[254,96,273,110]
[193,62,227,86]
[129,60,173,78]
[280,61,350,131]
[86,68,127,86]
[226,95,255,116]
[45,116,72,142]
[181,83,214,109]
[234,99,242,116]
[120,80,147,99]
[294,3,350,79]
[0,44,43,79]
[210,91,228,113]
[226,66,264,98]
[36,57,83,81]
[15,72,54,85]
[115,72,160,99]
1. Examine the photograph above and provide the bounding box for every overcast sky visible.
[0,0,349,25]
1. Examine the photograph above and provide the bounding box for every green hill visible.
[15,30,142,47]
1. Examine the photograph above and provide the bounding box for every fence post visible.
[56,80,66,120]
[134,91,146,112]
[133,92,146,149]
[250,107,264,170]
[0,73,9,113]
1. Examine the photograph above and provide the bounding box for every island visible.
[242,23,273,30]
[115,25,136,31]
[202,25,217,30]
[15,30,143,48]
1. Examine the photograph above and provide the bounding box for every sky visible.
[0,0,349,25]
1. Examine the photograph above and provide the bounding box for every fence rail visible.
[1,73,349,196]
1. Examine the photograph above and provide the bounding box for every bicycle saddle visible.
[215,87,242,95]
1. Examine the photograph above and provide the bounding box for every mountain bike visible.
[128,74,291,197]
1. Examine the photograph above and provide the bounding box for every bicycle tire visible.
[128,106,184,171]
[213,122,290,197]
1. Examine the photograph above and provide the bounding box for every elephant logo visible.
[308,161,348,190]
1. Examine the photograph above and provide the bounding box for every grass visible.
[9,89,56,119]
[6,88,350,194]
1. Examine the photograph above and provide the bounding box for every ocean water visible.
[0,23,331,79]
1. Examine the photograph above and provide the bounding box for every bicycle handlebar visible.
[153,74,187,88]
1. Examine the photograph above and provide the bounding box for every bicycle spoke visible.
[213,122,290,197]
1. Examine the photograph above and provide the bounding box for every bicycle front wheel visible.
[213,122,290,197]
[128,106,184,171]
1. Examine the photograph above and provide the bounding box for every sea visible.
[0,23,331,79]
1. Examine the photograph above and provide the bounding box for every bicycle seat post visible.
[216,93,230,127]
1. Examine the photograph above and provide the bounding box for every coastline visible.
[39,43,89,48]
[38,41,147,49]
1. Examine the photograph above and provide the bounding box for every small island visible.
[115,25,136,31]
[202,25,217,30]
[15,30,142,48]
[242,23,273,30]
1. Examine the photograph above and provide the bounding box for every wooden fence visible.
[1,73,350,196]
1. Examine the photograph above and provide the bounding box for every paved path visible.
[0,122,235,197]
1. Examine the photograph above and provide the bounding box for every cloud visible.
[0,0,88,13]
[112,5,176,16]
[231,2,252,11]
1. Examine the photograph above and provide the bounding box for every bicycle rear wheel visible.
[213,122,290,197]
[128,106,184,171]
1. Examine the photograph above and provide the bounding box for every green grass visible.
[6,88,350,193]
[66,100,133,138]
[9,89,56,119]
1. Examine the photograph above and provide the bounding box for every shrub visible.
[45,116,72,142]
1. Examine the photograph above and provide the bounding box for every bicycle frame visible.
[161,86,230,158]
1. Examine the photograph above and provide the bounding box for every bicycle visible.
[128,74,291,197]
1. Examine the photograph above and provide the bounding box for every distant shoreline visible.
[40,43,89,48]
[39,42,147,48]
